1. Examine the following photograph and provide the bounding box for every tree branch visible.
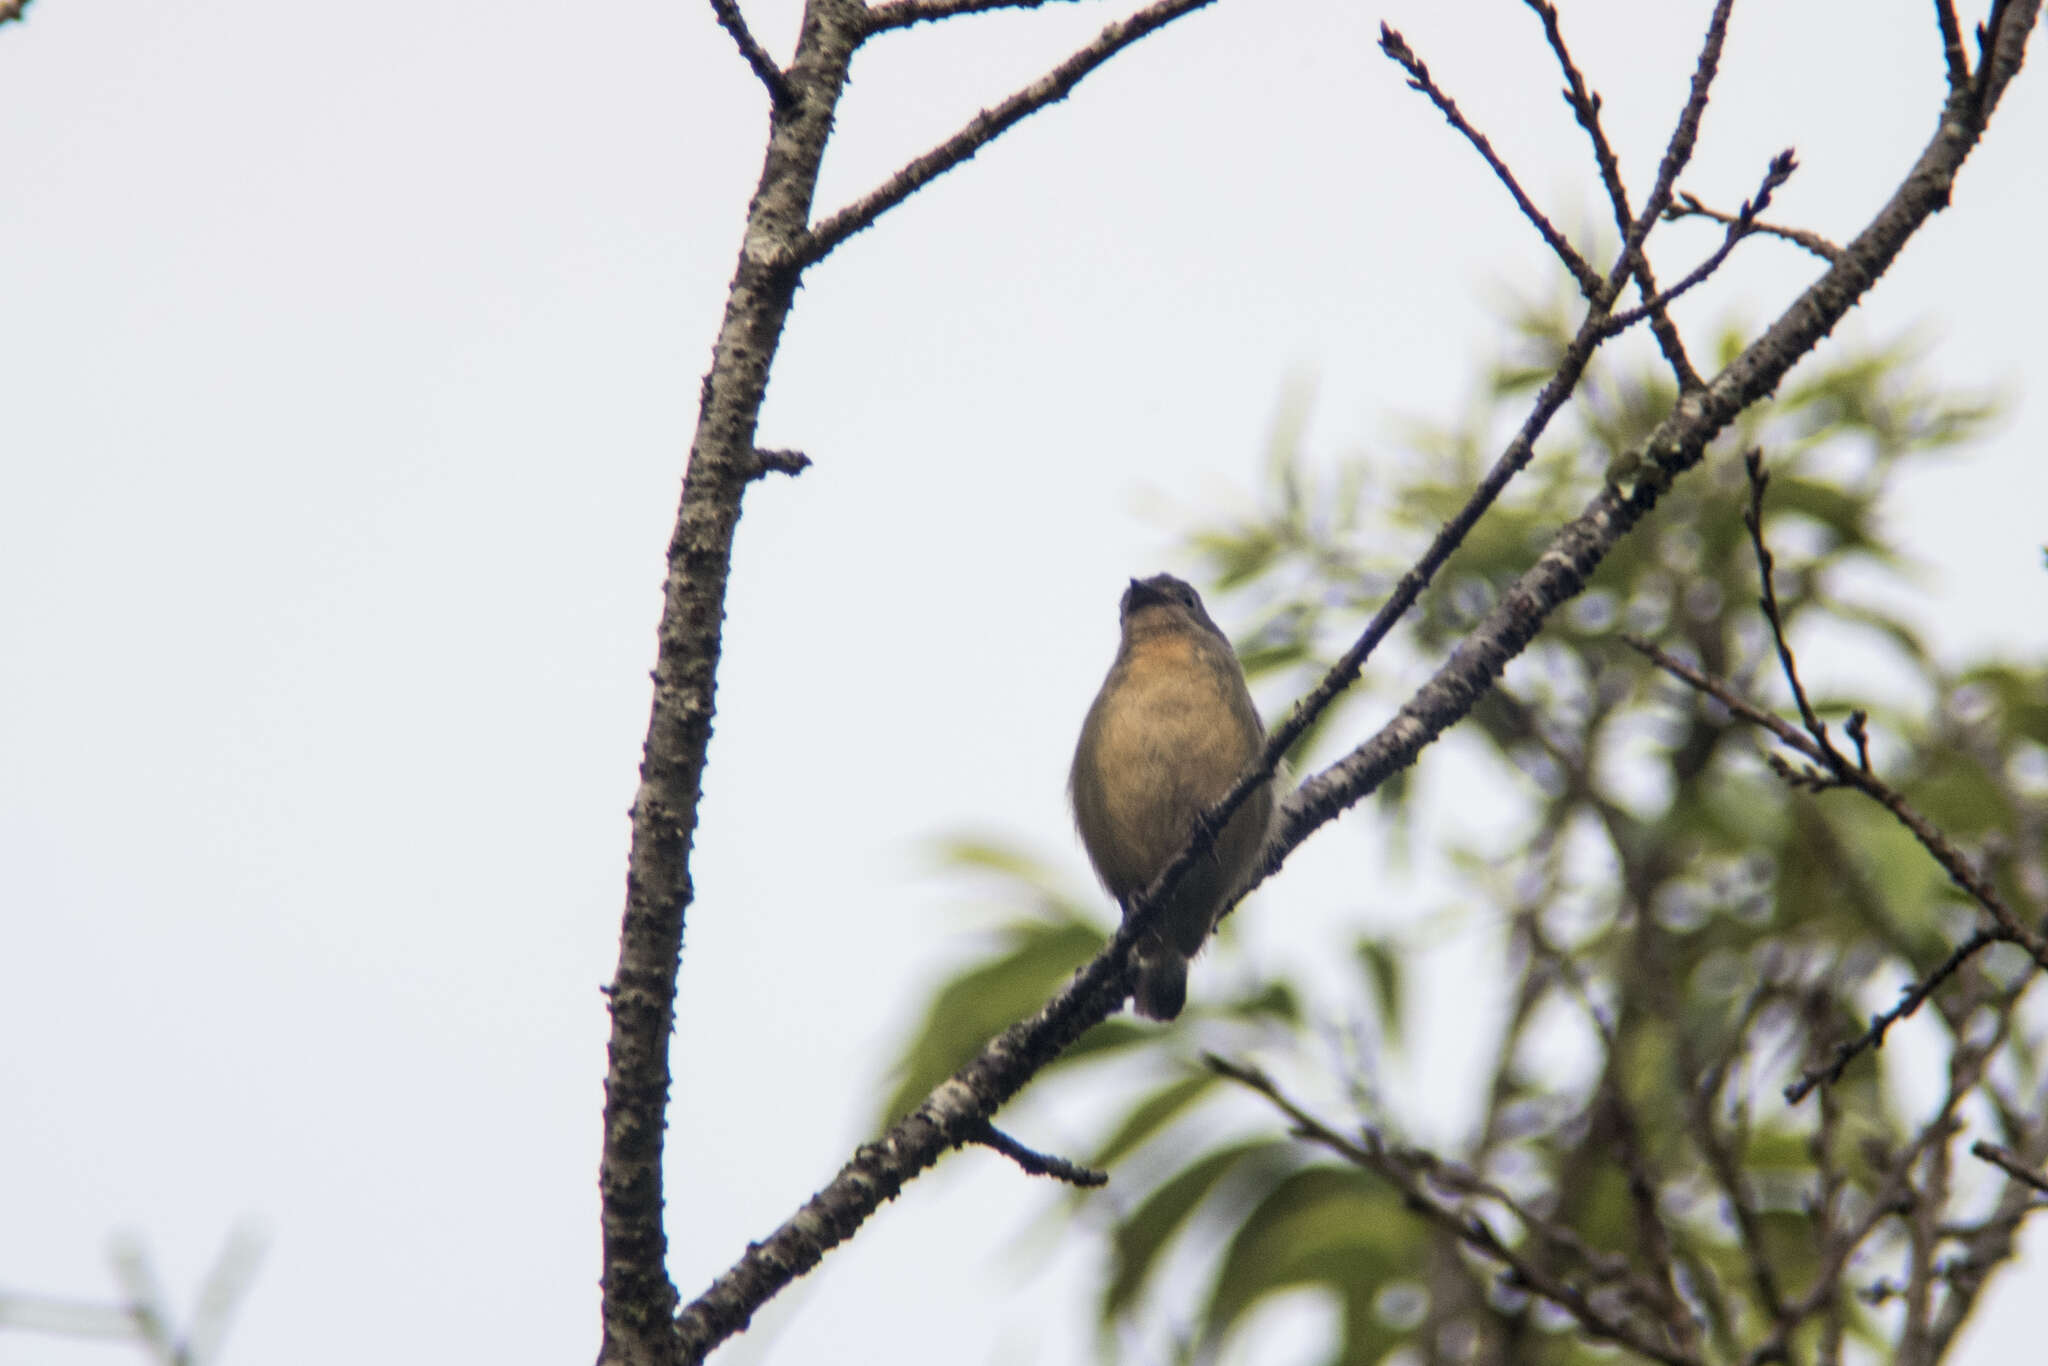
[666,4,2043,1357]
[1527,0,1731,392]
[1784,927,2001,1102]
[867,0,1087,33]
[1619,0,1739,392]
[1936,0,1974,90]
[708,0,792,105]
[964,1119,1108,1186]
[600,1,870,1360]
[1377,23,1603,299]
[1664,191,1843,262]
[1624,635,2048,975]
[1741,452,1838,757]
[1598,151,1798,336]
[1206,1055,1703,1366]
[1972,1140,2048,1197]
[1274,1,2037,866]
[801,0,1220,267]
[746,447,813,479]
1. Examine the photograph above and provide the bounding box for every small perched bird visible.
[1070,574,1274,1020]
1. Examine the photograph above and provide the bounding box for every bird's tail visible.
[1133,947,1188,1021]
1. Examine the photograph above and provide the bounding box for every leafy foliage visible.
[884,291,2046,1365]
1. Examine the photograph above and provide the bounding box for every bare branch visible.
[1785,928,2002,1102]
[1526,0,1733,391]
[674,939,1136,1362]
[1523,0,1638,276]
[1206,1055,1703,1366]
[1631,0,1738,263]
[1624,634,2048,975]
[964,1120,1108,1186]
[1616,0,1738,391]
[868,0,1086,33]
[708,0,790,105]
[1600,151,1799,336]
[1377,23,1604,299]
[1743,451,1839,758]
[1936,0,1973,91]
[1977,0,2035,111]
[1664,192,1844,262]
[801,0,1219,267]
[602,0,870,1354]
[1739,1103,1974,1366]
[667,7,2044,1357]
[1972,1140,2048,1197]
[107,1237,180,1364]
[0,1294,139,1342]
[747,447,812,479]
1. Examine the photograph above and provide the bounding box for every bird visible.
[1070,574,1274,1020]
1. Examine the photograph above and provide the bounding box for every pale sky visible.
[2,2,2044,1363]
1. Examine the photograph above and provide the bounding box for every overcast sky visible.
[3,1,2045,1363]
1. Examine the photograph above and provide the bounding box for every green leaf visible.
[1354,935,1404,1047]
[1105,1140,1288,1317]
[1091,1072,1222,1169]
[1202,1165,1410,1347]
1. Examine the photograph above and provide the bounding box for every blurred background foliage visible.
[881,287,2047,1365]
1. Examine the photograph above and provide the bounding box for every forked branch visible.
[659,2,2045,1360]
[868,0,1088,32]
[707,0,790,105]
[801,0,1221,266]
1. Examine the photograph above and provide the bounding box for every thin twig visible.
[963,1120,1108,1186]
[1271,0,2039,883]
[1742,451,1837,758]
[1206,1055,1703,1366]
[1846,708,1873,771]
[1632,0,1738,262]
[747,447,812,479]
[801,0,1219,266]
[1974,0,2031,112]
[1625,635,2048,975]
[1378,23,1603,299]
[1934,0,1973,91]
[868,0,1085,33]
[1527,0,1730,391]
[707,0,790,105]
[1971,1140,2048,1197]
[1600,151,1799,336]
[1664,193,1843,263]
[1785,928,2002,1102]
[1612,0,1739,392]
[1526,0,1630,246]
[670,7,2046,1356]
[1522,0,1684,373]
[1174,245,1648,951]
